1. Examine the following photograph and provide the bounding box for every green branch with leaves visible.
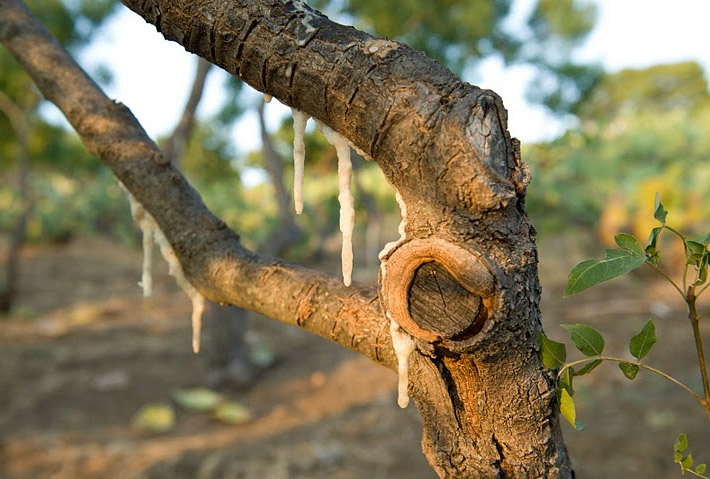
[540,193,709,471]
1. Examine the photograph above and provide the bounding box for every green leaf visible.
[645,227,662,266]
[675,451,683,463]
[675,433,689,453]
[686,240,706,266]
[615,233,644,256]
[213,401,252,425]
[560,367,574,396]
[698,232,710,246]
[562,324,605,356]
[131,404,176,433]
[619,362,639,380]
[575,359,602,376]
[564,250,646,297]
[695,253,709,286]
[172,388,223,413]
[654,192,668,224]
[629,320,657,361]
[559,387,581,429]
[646,227,662,251]
[696,464,707,475]
[682,454,694,470]
[538,332,567,369]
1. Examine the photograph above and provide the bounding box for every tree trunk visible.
[350,152,381,268]
[257,100,301,256]
[0,90,31,314]
[161,57,212,167]
[0,0,573,476]
[159,55,260,387]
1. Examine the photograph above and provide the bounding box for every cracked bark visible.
[0,0,573,477]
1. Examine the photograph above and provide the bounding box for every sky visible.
[71,0,710,155]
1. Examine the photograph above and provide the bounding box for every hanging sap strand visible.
[389,316,416,408]
[291,108,309,215]
[315,120,355,287]
[120,183,205,353]
[120,182,155,297]
[153,227,205,354]
[378,188,416,408]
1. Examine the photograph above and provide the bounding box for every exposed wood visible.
[408,261,485,339]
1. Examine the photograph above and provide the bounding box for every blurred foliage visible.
[575,62,710,120]
[0,169,137,244]
[199,133,398,258]
[180,121,240,184]
[0,0,117,100]
[314,0,601,113]
[0,120,102,171]
[0,1,118,243]
[213,75,245,127]
[525,61,710,244]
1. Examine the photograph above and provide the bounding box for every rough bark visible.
[0,0,573,477]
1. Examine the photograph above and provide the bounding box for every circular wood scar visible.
[409,262,487,339]
[381,238,494,342]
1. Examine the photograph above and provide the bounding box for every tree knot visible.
[379,237,496,349]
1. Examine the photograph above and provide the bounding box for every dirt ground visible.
[1,235,709,479]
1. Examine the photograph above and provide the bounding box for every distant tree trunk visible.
[204,302,257,388]
[0,90,31,314]
[350,152,381,269]
[257,101,300,256]
[0,0,574,476]
[161,57,212,167]
[161,56,258,385]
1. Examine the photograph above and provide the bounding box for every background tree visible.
[315,0,600,112]
[0,0,116,312]
[525,61,710,240]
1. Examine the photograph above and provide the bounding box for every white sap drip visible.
[153,227,205,354]
[293,0,318,46]
[378,190,408,260]
[121,183,155,297]
[120,182,205,353]
[316,120,355,286]
[389,317,416,408]
[291,108,310,215]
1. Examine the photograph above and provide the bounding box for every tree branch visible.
[0,0,395,369]
[117,0,529,223]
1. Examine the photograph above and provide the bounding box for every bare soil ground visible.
[0,235,708,479]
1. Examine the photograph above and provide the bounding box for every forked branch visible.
[0,0,395,369]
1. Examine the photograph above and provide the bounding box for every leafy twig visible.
[557,357,704,404]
